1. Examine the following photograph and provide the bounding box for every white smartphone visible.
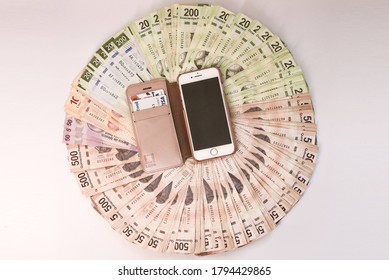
[178,67,235,161]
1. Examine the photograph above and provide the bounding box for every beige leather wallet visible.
[126,79,191,173]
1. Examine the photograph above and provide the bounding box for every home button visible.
[210,148,218,156]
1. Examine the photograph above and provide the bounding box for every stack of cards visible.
[130,89,168,111]
[63,4,318,255]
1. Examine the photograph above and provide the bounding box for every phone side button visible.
[210,148,218,156]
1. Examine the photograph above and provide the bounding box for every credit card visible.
[130,89,165,101]
[132,95,168,111]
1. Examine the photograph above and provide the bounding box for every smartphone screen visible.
[181,77,232,151]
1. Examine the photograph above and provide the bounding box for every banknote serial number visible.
[211,266,271,276]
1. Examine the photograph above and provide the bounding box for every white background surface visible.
[1,0,389,260]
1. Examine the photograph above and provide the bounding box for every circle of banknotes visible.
[63,4,318,255]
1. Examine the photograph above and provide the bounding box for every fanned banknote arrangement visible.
[63,4,317,255]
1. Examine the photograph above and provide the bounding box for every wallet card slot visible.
[132,105,170,122]
[133,112,182,172]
